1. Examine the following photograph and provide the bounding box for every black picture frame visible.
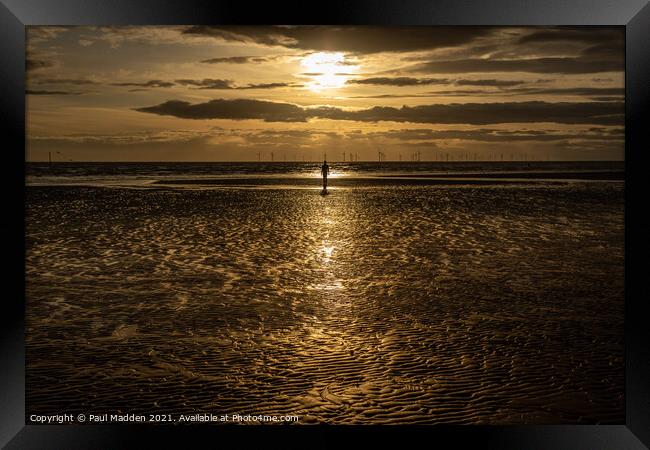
[2,1,648,448]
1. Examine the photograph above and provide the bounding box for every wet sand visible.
[26,182,624,424]
[151,170,624,188]
[379,171,624,180]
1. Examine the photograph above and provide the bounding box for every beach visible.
[25,162,625,424]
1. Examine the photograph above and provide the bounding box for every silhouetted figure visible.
[321,160,330,193]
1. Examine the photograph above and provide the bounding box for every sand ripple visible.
[26,183,624,424]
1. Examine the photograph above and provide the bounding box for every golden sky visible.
[26,26,624,162]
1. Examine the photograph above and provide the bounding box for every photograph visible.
[23,25,627,426]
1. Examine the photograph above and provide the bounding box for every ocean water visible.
[26,161,624,187]
[26,162,625,424]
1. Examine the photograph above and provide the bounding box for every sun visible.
[301,52,356,92]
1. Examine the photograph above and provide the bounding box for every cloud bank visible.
[136,98,624,125]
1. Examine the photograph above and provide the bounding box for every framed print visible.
[1,0,649,448]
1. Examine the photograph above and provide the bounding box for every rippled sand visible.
[26,182,624,424]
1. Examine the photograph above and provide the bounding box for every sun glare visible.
[301,52,356,92]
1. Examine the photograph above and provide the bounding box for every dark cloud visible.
[111,80,175,88]
[175,79,234,89]
[182,26,492,54]
[590,96,623,102]
[517,27,623,45]
[200,56,270,64]
[486,31,623,64]
[590,127,624,135]
[349,77,450,86]
[347,94,446,99]
[349,78,529,88]
[174,79,297,90]
[511,87,624,96]
[581,42,623,59]
[552,138,623,153]
[423,87,624,97]
[37,78,98,85]
[135,99,309,122]
[456,79,526,87]
[314,101,624,125]
[30,130,212,145]
[251,129,317,139]
[346,86,624,99]
[404,29,623,75]
[26,59,55,71]
[405,55,623,74]
[26,89,85,95]
[136,98,624,126]
[422,86,624,98]
[425,89,516,96]
[238,82,297,89]
[256,129,338,138]
[240,129,340,144]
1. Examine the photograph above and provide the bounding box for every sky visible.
[26,26,624,162]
